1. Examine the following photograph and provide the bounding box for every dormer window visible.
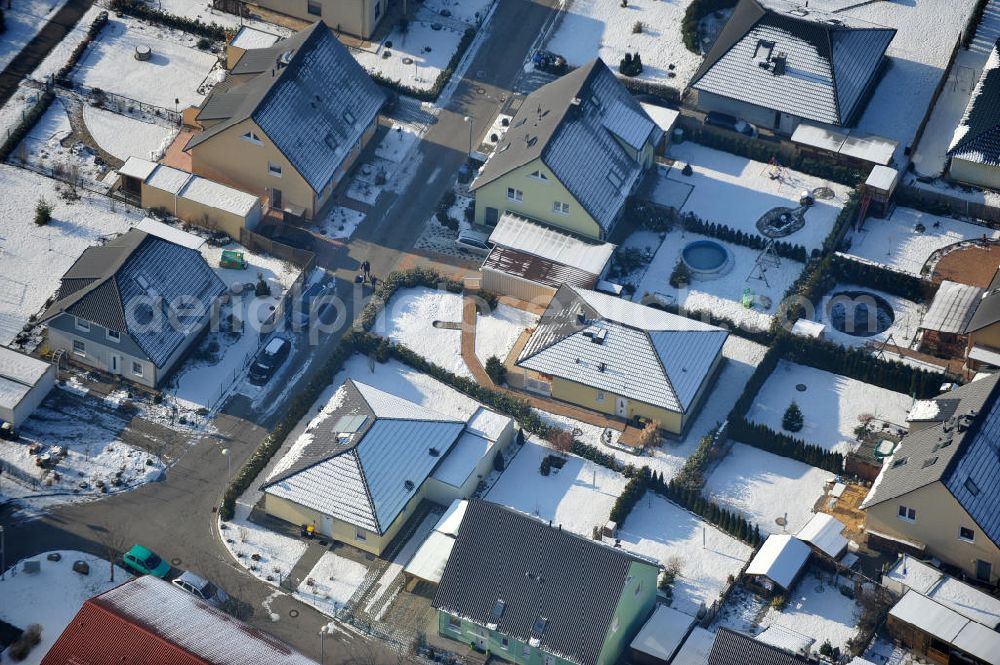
[324,132,339,150]
[343,110,355,124]
[528,170,548,181]
[241,130,262,145]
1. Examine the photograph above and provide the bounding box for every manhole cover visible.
[475,87,486,95]
[289,609,299,618]
[795,384,807,392]
[774,516,787,527]
[170,558,182,566]
[402,57,413,65]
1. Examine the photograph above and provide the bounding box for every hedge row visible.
[0,91,55,162]
[681,0,738,53]
[354,266,462,332]
[830,253,929,304]
[655,475,764,547]
[673,424,723,489]
[370,28,475,103]
[609,468,651,524]
[110,0,227,40]
[55,10,109,86]
[729,417,844,473]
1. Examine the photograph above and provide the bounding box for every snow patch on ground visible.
[0,552,131,665]
[320,206,366,239]
[353,21,467,93]
[219,503,308,587]
[475,304,538,366]
[704,442,831,535]
[762,570,861,653]
[82,104,177,161]
[295,551,369,616]
[747,360,912,454]
[374,287,471,378]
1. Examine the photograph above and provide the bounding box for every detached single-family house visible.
[40,229,226,389]
[246,0,386,40]
[861,373,1000,584]
[42,576,317,665]
[689,0,895,134]
[514,285,728,435]
[0,346,55,428]
[433,498,659,665]
[185,21,384,221]
[743,534,811,595]
[965,266,1000,370]
[262,380,513,556]
[949,40,1000,190]
[470,59,661,240]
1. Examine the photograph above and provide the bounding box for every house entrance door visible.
[111,355,120,373]
[976,559,992,582]
[320,514,334,537]
[272,188,283,209]
[616,396,628,418]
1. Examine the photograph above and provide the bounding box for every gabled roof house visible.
[949,40,1000,189]
[433,499,659,665]
[964,265,1000,370]
[185,21,384,221]
[513,285,728,435]
[262,380,513,555]
[470,59,661,240]
[861,373,1000,583]
[689,0,895,134]
[41,229,225,388]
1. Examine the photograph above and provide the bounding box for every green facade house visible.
[433,499,659,665]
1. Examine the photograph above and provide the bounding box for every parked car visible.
[249,336,290,385]
[532,50,567,75]
[171,571,229,607]
[122,544,170,578]
[289,282,336,329]
[455,229,494,256]
[704,111,757,137]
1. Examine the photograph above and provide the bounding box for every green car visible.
[122,544,170,578]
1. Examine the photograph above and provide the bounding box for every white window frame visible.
[596,389,605,403]
[132,362,144,377]
[528,170,548,181]
[75,317,90,332]
[241,131,262,145]
[959,527,975,543]
[268,161,283,177]
[106,329,120,343]
[897,505,916,522]
[72,339,86,356]
[552,201,570,215]
[506,187,523,202]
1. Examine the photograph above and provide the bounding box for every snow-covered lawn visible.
[631,227,807,332]
[664,142,850,253]
[320,206,366,239]
[815,284,924,350]
[295,551,369,616]
[346,125,424,205]
[219,503,309,587]
[0,165,141,346]
[846,207,997,276]
[762,571,861,654]
[0,0,69,74]
[612,493,752,617]
[82,104,177,162]
[374,287,471,378]
[475,303,538,366]
[155,0,292,33]
[704,442,831,535]
[747,360,912,454]
[353,21,467,94]
[0,87,40,148]
[546,0,703,89]
[32,6,106,81]
[72,16,220,109]
[418,0,493,25]
[0,391,165,515]
[14,99,108,189]
[486,440,628,538]
[375,123,421,163]
[0,552,131,665]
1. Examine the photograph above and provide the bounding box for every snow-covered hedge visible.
[55,10,109,86]
[0,90,55,161]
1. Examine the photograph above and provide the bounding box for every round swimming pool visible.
[681,240,732,278]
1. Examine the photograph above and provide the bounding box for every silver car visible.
[171,571,229,607]
[455,229,494,256]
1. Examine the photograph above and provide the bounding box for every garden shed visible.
[0,346,55,428]
[744,534,810,595]
[629,604,695,665]
[919,280,982,357]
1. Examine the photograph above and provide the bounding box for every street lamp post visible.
[319,624,329,664]
[464,115,474,156]
[1,526,5,581]
[221,448,231,482]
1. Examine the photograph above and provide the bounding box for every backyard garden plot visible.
[0,552,131,665]
[545,0,704,89]
[321,206,366,239]
[0,0,70,73]
[474,303,538,367]
[611,493,753,618]
[295,551,369,616]
[816,284,924,350]
[15,99,106,188]
[485,440,628,538]
[374,287,471,378]
[219,503,309,587]
[631,228,807,332]
[0,165,141,346]
[747,360,912,455]
[352,21,467,94]
[82,104,178,162]
[0,86,37,142]
[665,142,850,253]
[761,570,861,654]
[72,16,220,109]
[703,442,831,535]
[846,207,997,276]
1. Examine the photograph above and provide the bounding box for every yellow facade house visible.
[262,380,514,556]
[470,59,661,240]
[251,0,386,40]
[965,266,1000,371]
[861,374,1000,584]
[514,285,728,436]
[185,21,384,221]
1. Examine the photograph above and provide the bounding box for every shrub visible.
[619,52,643,77]
[8,623,42,662]
[254,277,271,297]
[485,355,506,385]
[632,20,643,33]
[682,0,739,53]
[782,401,803,432]
[34,198,53,226]
[681,163,693,176]
[669,259,691,288]
[441,190,457,208]
[609,468,650,523]
[196,37,211,50]
[493,449,505,472]
[0,91,55,162]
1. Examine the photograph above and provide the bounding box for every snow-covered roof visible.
[639,102,680,134]
[969,344,1000,367]
[136,218,206,250]
[920,280,983,334]
[145,164,191,194]
[791,318,825,338]
[435,498,468,537]
[0,346,51,412]
[865,165,899,193]
[906,399,940,422]
[949,40,1000,167]
[889,591,1000,665]
[178,176,259,217]
[488,213,616,277]
[518,285,727,413]
[671,627,716,665]
[790,123,897,165]
[629,604,695,661]
[230,25,282,50]
[430,431,495,488]
[745,534,810,590]
[795,512,848,558]
[464,407,512,442]
[403,530,456,584]
[884,555,1000,628]
[755,623,815,655]
[117,156,158,181]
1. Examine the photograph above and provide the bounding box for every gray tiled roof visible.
[432,499,657,665]
[708,628,806,665]
[517,285,727,413]
[862,374,1000,545]
[42,230,225,368]
[690,0,895,126]
[471,60,658,235]
[965,266,1000,333]
[921,281,984,334]
[949,41,1000,166]
[187,22,384,194]
[263,380,466,534]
